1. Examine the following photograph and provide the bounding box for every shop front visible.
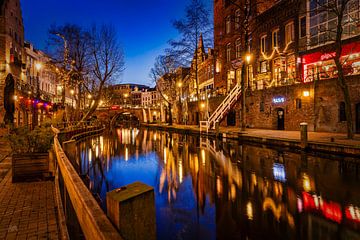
[301,42,360,83]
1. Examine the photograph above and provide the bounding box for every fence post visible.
[106,182,156,240]
[300,122,308,149]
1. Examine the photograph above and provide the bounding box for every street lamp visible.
[124,93,129,106]
[245,53,252,89]
[32,62,42,129]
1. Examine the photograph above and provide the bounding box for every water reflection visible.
[76,128,360,240]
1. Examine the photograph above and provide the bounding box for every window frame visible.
[260,35,267,53]
[285,21,295,45]
[226,43,231,62]
[272,29,279,49]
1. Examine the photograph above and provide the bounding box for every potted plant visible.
[8,121,54,182]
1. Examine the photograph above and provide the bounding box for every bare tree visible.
[48,24,92,120]
[167,0,213,122]
[80,24,125,123]
[311,0,359,139]
[150,54,179,125]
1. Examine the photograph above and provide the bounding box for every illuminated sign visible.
[320,52,336,61]
[272,97,285,104]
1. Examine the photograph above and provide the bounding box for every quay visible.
[142,123,360,157]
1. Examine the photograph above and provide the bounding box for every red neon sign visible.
[302,192,342,223]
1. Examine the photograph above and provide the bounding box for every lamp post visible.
[124,93,129,106]
[245,53,252,90]
[55,33,69,106]
[33,62,42,129]
[177,82,183,123]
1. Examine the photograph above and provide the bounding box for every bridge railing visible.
[52,126,123,240]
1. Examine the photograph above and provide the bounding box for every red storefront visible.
[301,42,360,83]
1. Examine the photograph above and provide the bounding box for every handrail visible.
[52,127,123,240]
[201,84,242,131]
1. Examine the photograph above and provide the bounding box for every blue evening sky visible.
[20,0,197,86]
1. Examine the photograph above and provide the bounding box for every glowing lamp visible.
[303,91,310,97]
[245,53,252,64]
[35,63,42,71]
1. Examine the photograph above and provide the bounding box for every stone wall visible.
[184,76,360,133]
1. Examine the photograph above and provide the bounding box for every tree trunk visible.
[78,80,106,126]
[241,63,246,131]
[168,103,173,126]
[334,8,354,139]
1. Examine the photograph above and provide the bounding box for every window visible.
[226,16,231,34]
[235,39,241,59]
[235,10,241,29]
[226,43,231,62]
[260,61,267,73]
[272,29,279,49]
[260,35,266,53]
[339,102,346,121]
[285,22,295,45]
[299,16,307,38]
[260,102,265,112]
[296,98,302,109]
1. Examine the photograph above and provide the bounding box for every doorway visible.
[277,108,285,130]
[356,103,360,134]
[227,110,236,126]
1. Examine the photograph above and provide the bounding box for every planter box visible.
[12,153,51,182]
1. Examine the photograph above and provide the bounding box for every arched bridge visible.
[94,106,163,125]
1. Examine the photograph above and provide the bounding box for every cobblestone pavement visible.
[0,172,60,240]
[0,128,12,184]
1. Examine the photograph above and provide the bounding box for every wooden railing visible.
[52,126,123,240]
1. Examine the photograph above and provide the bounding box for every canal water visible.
[75,128,360,240]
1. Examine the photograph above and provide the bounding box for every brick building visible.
[213,0,278,94]
[0,0,25,125]
[212,0,360,133]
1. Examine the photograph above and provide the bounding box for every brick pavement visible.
[0,171,60,240]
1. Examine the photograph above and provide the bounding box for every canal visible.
[75,128,360,240]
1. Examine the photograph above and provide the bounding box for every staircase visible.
[200,84,242,132]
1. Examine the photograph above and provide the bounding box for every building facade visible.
[0,0,25,125]
[212,0,360,133]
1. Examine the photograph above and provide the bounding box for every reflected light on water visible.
[178,159,183,183]
[163,148,167,164]
[201,149,206,166]
[302,173,312,192]
[125,147,129,161]
[247,201,254,220]
[88,149,92,163]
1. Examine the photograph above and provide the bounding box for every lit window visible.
[285,22,295,45]
[272,29,279,49]
[260,35,267,53]
[226,43,231,62]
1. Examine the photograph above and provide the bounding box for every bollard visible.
[300,122,308,149]
[107,182,156,240]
